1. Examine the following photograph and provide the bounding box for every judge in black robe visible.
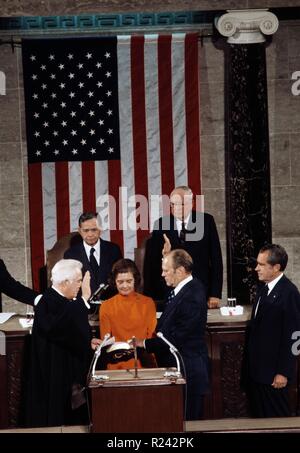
[26,259,91,427]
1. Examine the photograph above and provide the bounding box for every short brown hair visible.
[109,258,141,290]
[169,249,193,273]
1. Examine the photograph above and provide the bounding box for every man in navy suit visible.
[134,249,209,420]
[64,212,122,296]
[245,244,300,417]
[143,186,223,308]
[0,259,37,307]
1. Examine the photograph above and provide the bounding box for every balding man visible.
[143,186,223,308]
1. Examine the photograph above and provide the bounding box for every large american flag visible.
[22,34,201,290]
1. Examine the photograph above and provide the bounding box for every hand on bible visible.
[128,338,144,348]
[91,337,102,350]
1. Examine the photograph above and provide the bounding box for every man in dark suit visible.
[134,249,209,420]
[0,258,38,306]
[143,186,223,308]
[245,244,300,417]
[64,212,122,296]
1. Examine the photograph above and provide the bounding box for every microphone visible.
[89,283,109,302]
[95,332,110,353]
[91,333,113,380]
[157,331,178,352]
[157,331,181,377]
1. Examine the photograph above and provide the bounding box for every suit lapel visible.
[79,243,90,270]
[158,282,190,328]
[255,275,286,319]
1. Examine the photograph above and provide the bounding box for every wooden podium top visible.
[89,367,186,388]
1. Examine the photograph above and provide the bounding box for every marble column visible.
[216,10,279,304]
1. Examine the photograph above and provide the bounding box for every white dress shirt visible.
[83,239,100,265]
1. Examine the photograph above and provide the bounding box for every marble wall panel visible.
[200,134,225,190]
[272,186,300,237]
[292,239,300,281]
[288,21,300,58]
[269,133,291,186]
[265,24,289,81]
[202,187,226,240]
[200,81,224,137]
[290,133,300,186]
[0,196,27,247]
[0,41,18,90]
[200,38,225,84]
[0,89,21,142]
[268,79,300,134]
[0,142,24,197]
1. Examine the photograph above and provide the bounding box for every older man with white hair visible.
[26,259,92,428]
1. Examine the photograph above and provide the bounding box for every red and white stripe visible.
[28,33,201,290]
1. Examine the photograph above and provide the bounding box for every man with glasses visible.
[143,186,223,308]
[64,212,122,295]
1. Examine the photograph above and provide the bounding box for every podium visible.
[88,368,185,432]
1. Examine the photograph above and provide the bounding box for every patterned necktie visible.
[166,289,175,306]
[179,220,186,243]
[89,247,99,276]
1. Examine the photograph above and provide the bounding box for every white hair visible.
[51,259,83,285]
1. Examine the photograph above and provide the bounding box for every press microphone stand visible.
[88,283,109,304]
[90,334,112,381]
[131,336,138,378]
[157,332,181,378]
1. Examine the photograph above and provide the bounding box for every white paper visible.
[19,318,34,328]
[0,312,16,324]
[220,305,244,316]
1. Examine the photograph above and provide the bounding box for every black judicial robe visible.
[26,288,91,427]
